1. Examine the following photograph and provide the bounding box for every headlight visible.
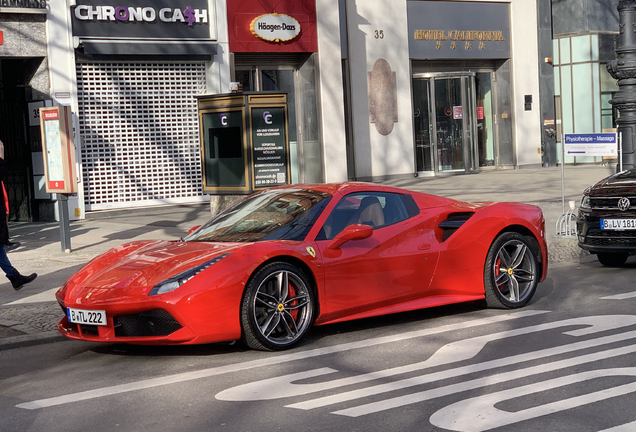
[149,253,230,296]
[580,194,591,209]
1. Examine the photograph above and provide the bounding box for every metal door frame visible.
[413,72,478,175]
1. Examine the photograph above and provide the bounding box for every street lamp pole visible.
[608,0,636,171]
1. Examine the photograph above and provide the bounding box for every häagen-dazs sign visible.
[250,14,300,42]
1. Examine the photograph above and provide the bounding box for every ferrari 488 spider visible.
[56,183,547,351]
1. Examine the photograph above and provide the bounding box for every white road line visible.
[429,368,636,432]
[15,310,548,410]
[331,341,636,417]
[598,420,636,432]
[4,288,59,305]
[287,322,636,411]
[600,292,636,300]
[219,315,636,402]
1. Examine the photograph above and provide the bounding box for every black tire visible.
[597,252,628,267]
[484,232,539,309]
[241,262,315,351]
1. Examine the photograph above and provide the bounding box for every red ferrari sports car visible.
[56,183,547,351]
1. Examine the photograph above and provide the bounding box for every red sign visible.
[477,107,484,120]
[227,0,317,53]
[453,106,463,119]
[43,111,59,120]
[48,180,65,190]
[0,31,3,45]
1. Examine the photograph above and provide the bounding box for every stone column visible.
[608,0,636,171]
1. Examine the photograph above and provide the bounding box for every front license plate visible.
[600,218,636,230]
[67,308,107,326]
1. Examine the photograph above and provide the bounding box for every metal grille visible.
[113,309,182,337]
[590,197,636,210]
[586,229,636,238]
[584,237,636,247]
[76,62,207,210]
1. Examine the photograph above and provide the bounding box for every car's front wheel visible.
[484,232,539,309]
[241,262,315,351]
[597,252,628,267]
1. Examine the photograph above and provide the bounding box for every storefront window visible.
[298,54,323,183]
[495,60,514,166]
[261,69,299,183]
[476,72,495,167]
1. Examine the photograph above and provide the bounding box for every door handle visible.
[418,243,432,250]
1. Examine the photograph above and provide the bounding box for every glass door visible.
[476,72,496,167]
[413,73,478,174]
[413,78,433,172]
[434,77,464,172]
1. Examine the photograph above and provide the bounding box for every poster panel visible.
[250,107,289,188]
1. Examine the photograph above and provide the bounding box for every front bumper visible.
[56,305,199,345]
[577,209,636,254]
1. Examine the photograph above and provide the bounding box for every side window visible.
[317,192,415,240]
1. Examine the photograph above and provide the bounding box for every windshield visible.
[184,188,332,242]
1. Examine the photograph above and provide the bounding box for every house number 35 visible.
[374,30,384,39]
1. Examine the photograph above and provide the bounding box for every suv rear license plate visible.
[601,218,636,230]
[67,308,107,326]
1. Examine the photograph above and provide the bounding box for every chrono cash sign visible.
[250,13,300,42]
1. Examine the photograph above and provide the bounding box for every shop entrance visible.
[413,73,479,174]
[233,54,322,185]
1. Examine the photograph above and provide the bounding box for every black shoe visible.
[5,241,21,252]
[7,272,37,290]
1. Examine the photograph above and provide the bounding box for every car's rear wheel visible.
[484,232,539,309]
[597,252,628,267]
[241,262,314,351]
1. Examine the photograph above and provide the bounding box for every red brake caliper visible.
[495,257,503,291]
[288,283,298,320]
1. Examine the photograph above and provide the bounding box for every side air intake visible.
[438,212,474,241]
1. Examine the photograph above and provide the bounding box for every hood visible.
[590,169,636,196]
[63,240,243,301]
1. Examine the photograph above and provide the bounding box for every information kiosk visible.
[196,92,291,194]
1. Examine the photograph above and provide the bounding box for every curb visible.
[0,330,66,351]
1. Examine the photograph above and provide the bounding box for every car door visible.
[313,191,439,322]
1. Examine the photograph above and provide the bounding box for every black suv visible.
[577,169,636,266]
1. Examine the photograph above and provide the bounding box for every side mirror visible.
[187,225,201,235]
[327,224,373,250]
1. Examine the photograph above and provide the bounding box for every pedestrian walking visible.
[2,181,21,252]
[0,140,36,290]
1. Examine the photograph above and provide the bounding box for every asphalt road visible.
[2,255,636,432]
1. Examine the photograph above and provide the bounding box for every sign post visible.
[561,132,618,213]
[39,105,78,252]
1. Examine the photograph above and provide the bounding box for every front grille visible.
[586,229,636,238]
[114,309,182,337]
[590,197,636,210]
[585,237,636,247]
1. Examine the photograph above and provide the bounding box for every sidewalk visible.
[0,164,616,348]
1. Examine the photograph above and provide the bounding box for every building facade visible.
[2,0,551,219]
[552,0,620,164]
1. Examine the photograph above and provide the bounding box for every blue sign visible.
[564,133,618,157]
